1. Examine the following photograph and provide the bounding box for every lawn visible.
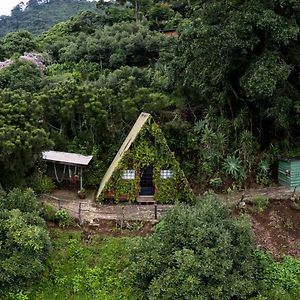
[6,227,140,300]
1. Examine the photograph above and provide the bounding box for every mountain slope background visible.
[0,0,97,37]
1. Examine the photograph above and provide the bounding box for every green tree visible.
[0,0,97,38]
[0,89,52,188]
[130,194,257,299]
[2,30,37,58]
[172,0,300,147]
[0,60,42,91]
[59,22,166,68]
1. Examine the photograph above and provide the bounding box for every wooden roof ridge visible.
[96,112,151,198]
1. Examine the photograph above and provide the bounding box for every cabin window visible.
[160,170,173,179]
[123,169,135,180]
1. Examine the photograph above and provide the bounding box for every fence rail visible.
[40,194,171,225]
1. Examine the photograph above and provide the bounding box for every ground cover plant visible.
[3,228,140,300]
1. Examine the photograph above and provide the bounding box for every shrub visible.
[253,196,269,213]
[256,160,270,185]
[209,177,222,189]
[129,194,257,299]
[0,188,38,212]
[40,203,57,222]
[254,250,300,299]
[0,190,51,289]
[55,208,73,228]
[30,174,55,194]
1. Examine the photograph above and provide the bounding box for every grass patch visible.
[5,228,140,300]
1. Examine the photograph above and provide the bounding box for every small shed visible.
[42,151,93,190]
[278,157,300,191]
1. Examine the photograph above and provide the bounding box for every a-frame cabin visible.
[96,112,194,203]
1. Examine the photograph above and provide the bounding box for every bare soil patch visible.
[47,219,153,240]
[235,199,300,258]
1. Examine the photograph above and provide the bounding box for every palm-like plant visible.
[257,160,270,175]
[222,156,245,183]
[256,159,270,185]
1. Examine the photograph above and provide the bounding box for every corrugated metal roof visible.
[42,151,93,166]
[96,112,151,198]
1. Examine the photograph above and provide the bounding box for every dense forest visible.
[1,0,300,299]
[0,0,299,191]
[0,0,97,37]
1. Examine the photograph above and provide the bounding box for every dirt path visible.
[40,192,172,224]
[218,185,299,206]
[40,185,299,227]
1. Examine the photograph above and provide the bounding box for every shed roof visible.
[42,150,93,166]
[96,112,151,198]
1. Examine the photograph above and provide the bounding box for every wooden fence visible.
[40,194,171,225]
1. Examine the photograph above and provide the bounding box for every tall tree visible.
[0,89,52,188]
[172,0,300,147]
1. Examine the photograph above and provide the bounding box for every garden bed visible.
[235,199,300,258]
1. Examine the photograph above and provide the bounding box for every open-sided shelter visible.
[42,150,93,190]
[96,112,194,203]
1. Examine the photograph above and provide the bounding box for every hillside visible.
[0,0,97,37]
[1,1,300,299]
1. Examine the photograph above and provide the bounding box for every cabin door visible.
[140,166,154,195]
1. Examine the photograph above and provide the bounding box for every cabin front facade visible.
[96,112,193,204]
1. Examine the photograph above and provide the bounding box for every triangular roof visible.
[96,112,151,198]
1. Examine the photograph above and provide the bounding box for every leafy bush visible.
[129,194,257,299]
[209,177,222,189]
[254,250,300,299]
[55,208,73,228]
[253,196,269,213]
[0,190,51,289]
[40,203,57,222]
[256,160,271,185]
[30,174,55,194]
[0,188,38,212]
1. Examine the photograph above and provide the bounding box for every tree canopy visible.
[0,0,299,191]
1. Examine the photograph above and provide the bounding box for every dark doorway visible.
[140,165,154,195]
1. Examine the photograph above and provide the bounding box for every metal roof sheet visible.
[96,112,151,198]
[42,150,93,166]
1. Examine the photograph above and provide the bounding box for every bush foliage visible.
[0,189,51,290]
[129,194,257,299]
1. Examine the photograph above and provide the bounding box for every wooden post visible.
[80,167,83,190]
[121,207,125,229]
[79,202,82,223]
[154,204,157,220]
[58,199,61,209]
